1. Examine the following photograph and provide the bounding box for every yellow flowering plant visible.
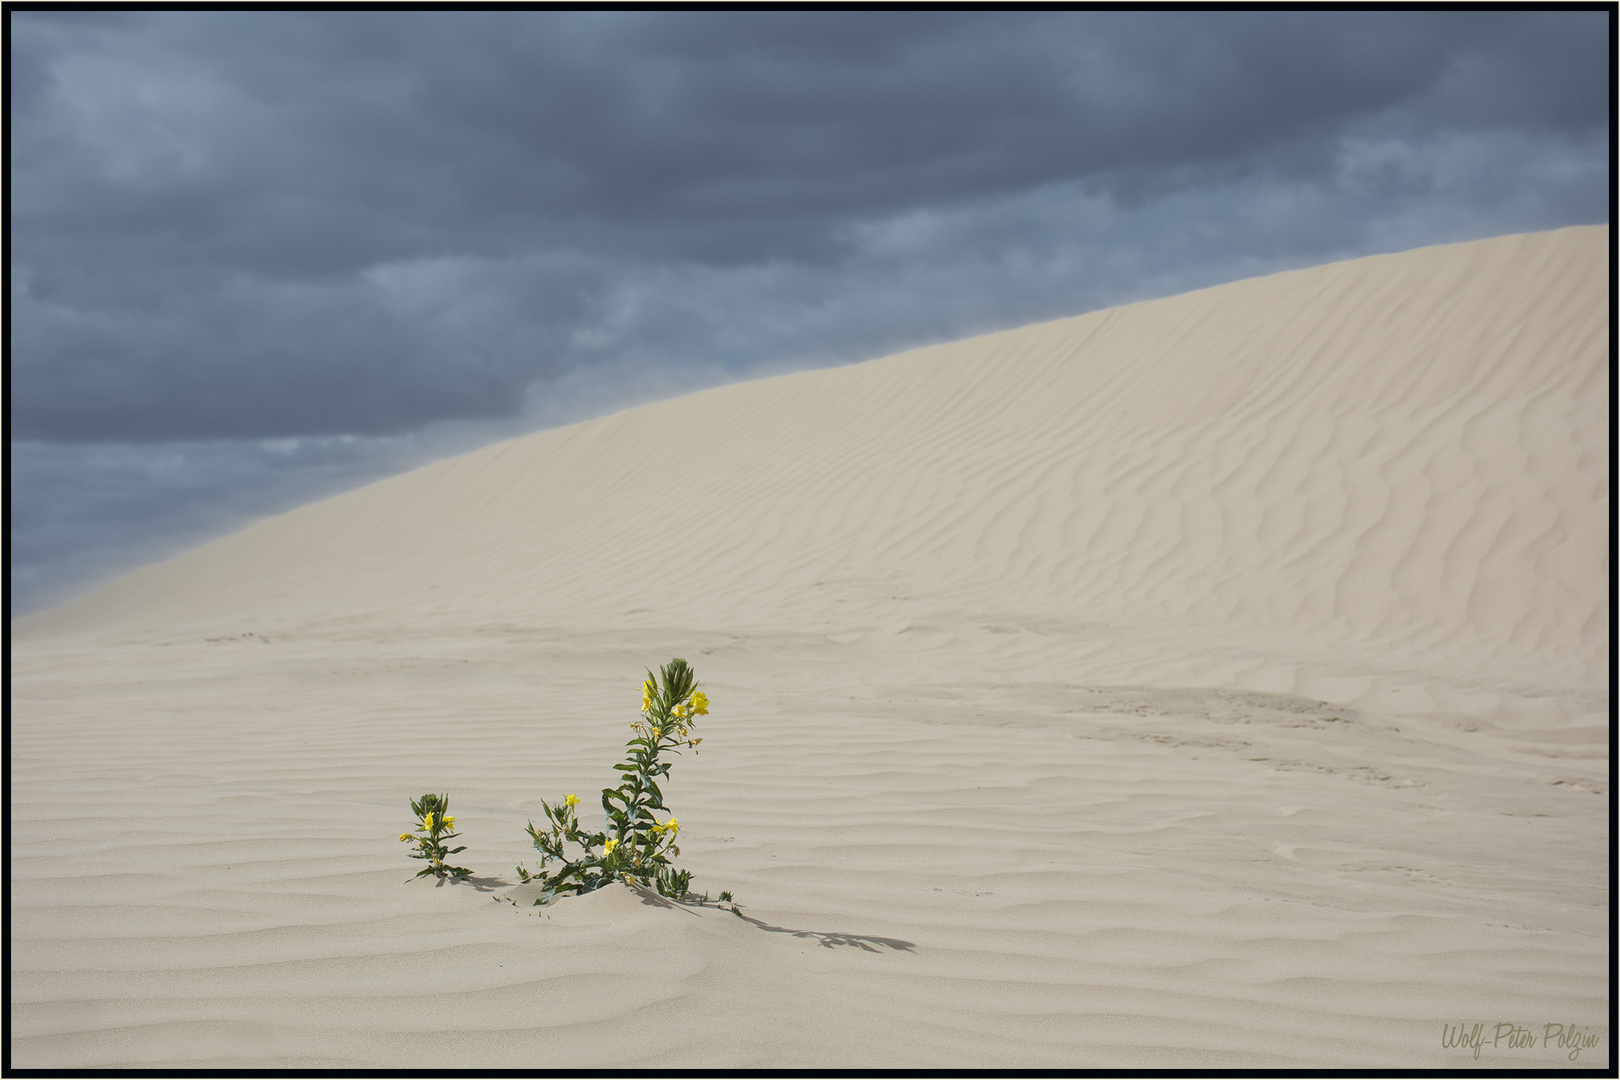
[400,792,472,880]
[518,658,723,903]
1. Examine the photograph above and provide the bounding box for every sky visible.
[9,10,1611,617]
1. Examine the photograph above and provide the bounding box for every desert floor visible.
[10,226,1609,1069]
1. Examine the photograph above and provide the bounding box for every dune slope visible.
[10,226,1609,1069]
[17,229,1609,686]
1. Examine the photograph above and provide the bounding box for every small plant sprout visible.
[400,792,473,880]
[518,658,729,904]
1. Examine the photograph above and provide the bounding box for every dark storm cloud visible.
[11,10,1608,442]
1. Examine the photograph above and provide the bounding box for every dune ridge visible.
[10,226,1609,1069]
[19,228,1607,691]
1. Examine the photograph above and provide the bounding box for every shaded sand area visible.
[10,226,1609,1069]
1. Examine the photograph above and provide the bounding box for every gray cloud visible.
[8,10,1610,614]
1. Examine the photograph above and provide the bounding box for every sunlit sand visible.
[10,226,1607,1069]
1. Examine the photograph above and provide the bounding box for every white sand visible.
[10,226,1609,1069]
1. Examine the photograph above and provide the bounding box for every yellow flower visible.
[603,838,618,856]
[690,691,709,716]
[399,833,413,842]
[565,793,580,807]
[442,815,454,829]
[665,817,679,834]
[642,678,656,711]
[674,703,688,718]
[421,812,436,831]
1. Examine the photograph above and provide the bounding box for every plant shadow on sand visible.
[435,873,514,892]
[629,884,916,953]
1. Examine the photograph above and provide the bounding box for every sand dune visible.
[10,226,1609,1068]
